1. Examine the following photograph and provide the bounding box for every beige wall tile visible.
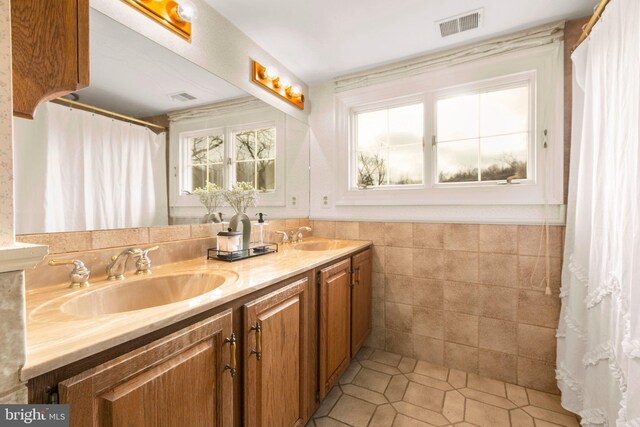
[444,342,478,374]
[478,318,517,354]
[372,299,385,328]
[413,223,444,249]
[517,358,559,394]
[412,278,444,309]
[385,274,413,304]
[359,222,386,246]
[413,248,444,279]
[335,221,360,240]
[518,290,561,328]
[285,218,301,229]
[190,223,220,239]
[385,222,413,247]
[413,336,444,365]
[478,349,517,384]
[17,232,92,254]
[149,225,191,243]
[413,307,444,339]
[479,225,518,254]
[444,251,478,282]
[444,282,479,315]
[478,253,517,287]
[517,225,564,257]
[312,221,336,238]
[372,246,386,273]
[518,324,557,362]
[91,228,149,249]
[385,330,414,357]
[385,247,413,275]
[365,328,386,349]
[444,312,479,346]
[478,285,518,321]
[518,255,562,293]
[372,273,385,300]
[444,224,479,252]
[385,302,413,333]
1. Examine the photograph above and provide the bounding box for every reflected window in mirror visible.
[233,126,276,191]
[185,132,225,191]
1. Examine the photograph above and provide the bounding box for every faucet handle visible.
[48,259,91,288]
[275,231,290,244]
[135,246,159,275]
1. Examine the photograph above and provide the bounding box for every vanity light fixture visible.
[121,0,196,42]
[251,60,305,110]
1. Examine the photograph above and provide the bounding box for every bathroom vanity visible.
[23,238,372,427]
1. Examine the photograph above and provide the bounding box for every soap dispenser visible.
[255,213,268,251]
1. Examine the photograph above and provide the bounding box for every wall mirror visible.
[13,8,310,235]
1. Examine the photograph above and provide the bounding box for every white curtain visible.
[557,0,640,425]
[14,103,168,233]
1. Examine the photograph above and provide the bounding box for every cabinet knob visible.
[223,333,237,378]
[250,323,262,361]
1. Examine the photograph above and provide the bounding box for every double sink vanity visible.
[24,237,372,426]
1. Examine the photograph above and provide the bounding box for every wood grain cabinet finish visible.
[59,310,234,427]
[318,259,352,400]
[350,249,372,357]
[244,278,310,427]
[11,0,90,119]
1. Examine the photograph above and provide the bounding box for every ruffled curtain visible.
[557,0,640,425]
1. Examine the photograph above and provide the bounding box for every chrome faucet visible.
[290,226,312,243]
[106,248,143,280]
[134,246,159,275]
[48,259,91,288]
[275,231,290,244]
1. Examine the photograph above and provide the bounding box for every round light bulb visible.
[289,85,302,96]
[264,66,279,80]
[279,77,291,89]
[176,1,197,23]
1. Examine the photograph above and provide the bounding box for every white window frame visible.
[334,43,564,207]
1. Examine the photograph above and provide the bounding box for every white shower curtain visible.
[557,0,640,425]
[14,103,168,233]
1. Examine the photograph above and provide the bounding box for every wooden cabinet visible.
[318,259,352,399]
[351,249,372,357]
[244,278,310,427]
[11,0,90,119]
[59,310,234,427]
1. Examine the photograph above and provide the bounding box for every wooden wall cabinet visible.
[59,310,234,427]
[244,277,310,427]
[11,0,90,119]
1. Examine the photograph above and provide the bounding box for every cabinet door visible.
[318,259,351,399]
[59,310,234,427]
[244,278,309,427]
[351,249,372,356]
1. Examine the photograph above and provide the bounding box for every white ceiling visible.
[76,10,246,118]
[205,0,596,83]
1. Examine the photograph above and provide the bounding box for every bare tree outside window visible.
[234,127,276,191]
[188,134,224,191]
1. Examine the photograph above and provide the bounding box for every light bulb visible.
[289,85,302,97]
[176,1,197,23]
[279,77,291,89]
[264,66,279,80]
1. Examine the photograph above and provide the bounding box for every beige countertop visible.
[21,237,371,381]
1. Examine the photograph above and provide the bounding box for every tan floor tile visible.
[521,406,579,427]
[510,408,535,427]
[341,384,388,405]
[526,389,574,415]
[371,349,404,367]
[534,420,566,427]
[385,374,409,402]
[370,404,397,427]
[314,417,349,427]
[353,368,392,393]
[459,388,516,409]
[442,390,465,423]
[392,414,438,426]
[403,382,445,412]
[467,373,506,397]
[356,346,375,361]
[414,360,449,381]
[361,359,402,375]
[405,373,453,391]
[447,369,467,389]
[314,386,342,417]
[392,402,450,426]
[339,360,361,384]
[398,357,417,373]
[506,383,530,407]
[454,423,478,427]
[329,395,376,427]
[464,399,511,427]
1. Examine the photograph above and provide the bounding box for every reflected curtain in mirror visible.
[14,103,168,233]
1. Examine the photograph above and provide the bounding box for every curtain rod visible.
[53,98,168,131]
[572,0,610,52]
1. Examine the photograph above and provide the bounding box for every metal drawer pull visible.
[250,323,262,360]
[224,333,237,377]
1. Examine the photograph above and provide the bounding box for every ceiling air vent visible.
[169,92,197,102]
[436,9,483,38]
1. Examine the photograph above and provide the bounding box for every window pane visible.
[256,128,276,159]
[437,140,479,183]
[357,149,388,187]
[356,109,388,150]
[388,144,423,185]
[257,160,275,191]
[480,85,529,136]
[437,94,479,142]
[480,133,528,181]
[190,136,208,164]
[388,104,423,146]
[207,135,224,163]
[236,161,255,185]
[235,130,255,161]
[190,165,207,190]
[207,164,224,187]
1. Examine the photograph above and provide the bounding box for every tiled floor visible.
[309,348,579,427]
